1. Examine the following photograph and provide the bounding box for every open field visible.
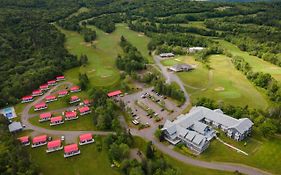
[29,113,96,131]
[59,23,152,88]
[67,7,90,19]
[28,139,120,175]
[165,55,269,109]
[217,40,281,82]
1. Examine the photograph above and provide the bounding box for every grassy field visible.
[218,40,281,82]
[28,139,120,175]
[67,7,90,19]
[164,55,268,109]
[59,23,152,89]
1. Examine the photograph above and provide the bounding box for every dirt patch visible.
[101,75,111,78]
[214,87,225,91]
[85,43,92,47]
[88,69,96,73]
[138,33,144,37]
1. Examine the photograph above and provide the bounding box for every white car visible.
[132,120,140,125]
[61,135,65,141]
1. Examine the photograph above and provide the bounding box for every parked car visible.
[61,135,65,141]
[132,120,139,125]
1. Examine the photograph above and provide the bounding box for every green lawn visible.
[58,23,152,89]
[29,112,96,131]
[28,139,120,175]
[169,55,268,109]
[218,40,281,82]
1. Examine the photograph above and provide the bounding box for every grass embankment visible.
[162,55,268,109]
[58,23,152,89]
[218,40,281,82]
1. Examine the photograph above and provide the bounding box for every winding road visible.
[20,58,271,175]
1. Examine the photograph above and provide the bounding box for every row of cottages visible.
[107,90,122,98]
[162,106,254,154]
[18,133,94,158]
[21,75,65,103]
[168,64,193,72]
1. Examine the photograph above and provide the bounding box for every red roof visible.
[83,99,90,105]
[64,144,79,153]
[22,96,33,100]
[51,116,63,123]
[70,86,80,91]
[56,76,65,80]
[18,136,29,143]
[79,106,90,113]
[34,102,46,109]
[40,112,52,119]
[47,139,61,149]
[32,135,47,144]
[40,84,49,89]
[71,96,79,101]
[45,95,56,100]
[58,90,68,95]
[79,133,93,142]
[48,80,56,84]
[107,90,122,97]
[65,111,77,118]
[32,89,42,95]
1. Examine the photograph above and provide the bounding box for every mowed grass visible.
[218,40,281,82]
[198,134,281,175]
[169,55,268,109]
[28,140,120,175]
[58,23,152,88]
[29,113,96,131]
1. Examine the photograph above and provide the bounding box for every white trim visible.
[32,141,47,148]
[64,150,80,158]
[39,118,51,122]
[46,98,58,103]
[69,99,80,104]
[46,146,63,153]
[50,121,64,126]
[79,139,94,146]
[34,106,47,111]
[80,111,91,116]
[65,116,79,121]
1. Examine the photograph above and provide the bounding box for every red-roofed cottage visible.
[34,102,47,111]
[56,75,65,81]
[47,80,57,86]
[18,136,30,146]
[83,99,91,106]
[32,135,47,148]
[79,133,94,145]
[39,112,52,122]
[65,111,78,121]
[64,144,80,158]
[45,95,57,103]
[40,84,49,91]
[107,90,122,97]
[32,89,43,97]
[70,86,81,93]
[78,106,91,116]
[21,96,34,103]
[46,139,63,153]
[50,116,64,126]
[58,90,68,97]
[70,96,80,104]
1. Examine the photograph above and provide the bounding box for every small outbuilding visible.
[32,90,43,97]
[34,102,47,111]
[46,139,63,153]
[159,53,175,58]
[70,86,81,93]
[168,64,193,72]
[107,90,122,98]
[70,96,80,104]
[58,90,68,97]
[78,106,91,116]
[18,136,30,146]
[65,111,78,121]
[64,144,80,158]
[21,96,34,103]
[56,76,65,81]
[79,133,94,145]
[50,116,64,126]
[8,122,23,133]
[39,112,52,122]
[47,80,57,86]
[45,95,57,103]
[188,47,204,53]
[32,135,47,148]
[40,84,49,91]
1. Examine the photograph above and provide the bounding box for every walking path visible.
[216,136,249,156]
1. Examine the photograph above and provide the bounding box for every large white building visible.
[162,106,254,154]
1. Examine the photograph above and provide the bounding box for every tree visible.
[258,119,278,137]
[145,141,154,159]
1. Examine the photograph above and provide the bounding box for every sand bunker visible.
[214,87,225,91]
[101,75,111,78]
[88,69,96,73]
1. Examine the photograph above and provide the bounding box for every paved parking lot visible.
[118,87,183,128]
